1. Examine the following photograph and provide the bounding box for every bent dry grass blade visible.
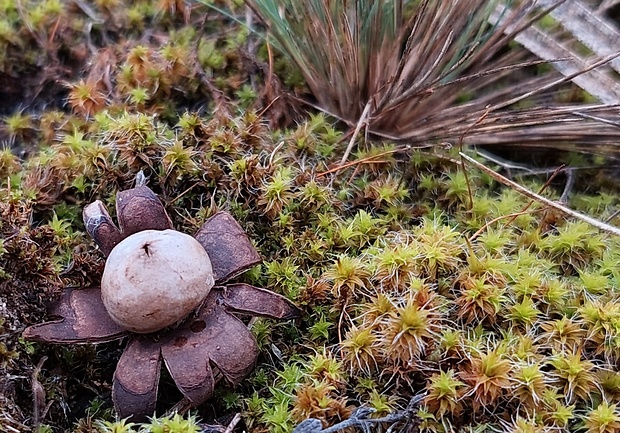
[460,152,620,237]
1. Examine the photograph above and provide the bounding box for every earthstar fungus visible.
[23,185,300,420]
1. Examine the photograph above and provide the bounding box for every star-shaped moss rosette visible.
[23,185,300,420]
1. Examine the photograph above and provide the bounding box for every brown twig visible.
[469,209,545,243]
[459,108,491,211]
[317,146,410,177]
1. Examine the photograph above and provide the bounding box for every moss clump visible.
[4,105,620,432]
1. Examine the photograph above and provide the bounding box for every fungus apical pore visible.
[101,229,215,333]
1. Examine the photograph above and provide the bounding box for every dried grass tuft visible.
[247,0,620,155]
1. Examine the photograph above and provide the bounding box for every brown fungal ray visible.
[22,288,127,343]
[83,201,122,257]
[160,321,216,405]
[113,337,162,421]
[194,212,262,284]
[116,186,172,237]
[221,284,301,319]
[195,291,259,385]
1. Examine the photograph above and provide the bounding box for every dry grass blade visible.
[598,0,620,13]
[246,0,620,157]
[460,152,620,236]
[542,0,620,73]
[499,0,620,103]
